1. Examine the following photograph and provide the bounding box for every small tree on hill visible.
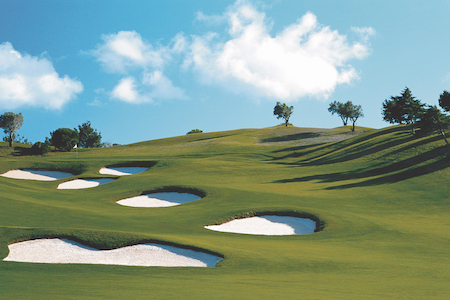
[77,121,102,148]
[0,112,23,147]
[49,128,79,152]
[382,87,425,134]
[328,101,353,126]
[274,102,293,127]
[349,104,364,132]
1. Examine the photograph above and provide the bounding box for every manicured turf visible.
[1,125,449,299]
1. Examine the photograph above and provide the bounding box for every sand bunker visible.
[117,192,202,207]
[57,178,116,189]
[3,238,222,267]
[205,215,316,235]
[99,167,148,176]
[0,169,74,181]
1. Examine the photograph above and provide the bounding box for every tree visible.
[418,105,450,146]
[349,104,364,132]
[273,102,293,127]
[77,121,102,148]
[439,90,450,112]
[0,112,23,147]
[328,101,353,126]
[49,128,79,152]
[382,87,425,134]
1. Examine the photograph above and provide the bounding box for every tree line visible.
[0,113,103,154]
[274,87,450,146]
[382,87,450,145]
[2,88,449,153]
[274,100,364,132]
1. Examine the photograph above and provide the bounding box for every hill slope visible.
[0,125,449,299]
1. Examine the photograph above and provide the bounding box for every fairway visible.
[1,125,449,299]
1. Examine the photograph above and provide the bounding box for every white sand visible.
[117,192,202,207]
[0,169,74,181]
[205,215,316,235]
[99,167,148,176]
[3,238,222,267]
[57,178,116,189]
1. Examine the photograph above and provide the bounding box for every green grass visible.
[1,125,449,299]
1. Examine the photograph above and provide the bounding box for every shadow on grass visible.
[271,127,432,167]
[302,134,440,167]
[186,133,238,143]
[12,146,35,156]
[274,145,450,189]
[260,132,320,143]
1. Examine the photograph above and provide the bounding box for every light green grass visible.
[0,125,449,299]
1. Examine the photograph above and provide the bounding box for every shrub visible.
[31,142,51,155]
[187,129,203,134]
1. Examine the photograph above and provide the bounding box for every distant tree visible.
[349,104,364,132]
[2,133,30,145]
[418,105,450,146]
[49,128,79,152]
[328,101,353,126]
[274,102,293,127]
[439,90,450,112]
[0,112,23,147]
[77,121,102,148]
[187,129,203,134]
[382,87,425,134]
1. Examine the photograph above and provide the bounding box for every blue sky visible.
[1,0,450,145]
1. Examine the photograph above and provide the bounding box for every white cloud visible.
[0,42,83,110]
[195,11,228,25]
[111,77,142,103]
[186,2,375,101]
[143,70,188,100]
[92,31,169,73]
[92,31,188,103]
[110,71,188,104]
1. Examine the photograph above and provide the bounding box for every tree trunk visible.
[440,129,449,146]
[9,131,13,147]
[352,122,355,132]
[285,119,288,127]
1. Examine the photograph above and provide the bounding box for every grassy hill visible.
[0,125,449,299]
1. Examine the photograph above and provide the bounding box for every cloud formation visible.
[0,42,83,110]
[185,1,375,101]
[92,31,187,103]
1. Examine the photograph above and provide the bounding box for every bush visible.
[49,128,79,152]
[31,142,51,155]
[187,129,203,134]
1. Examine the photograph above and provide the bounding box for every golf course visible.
[0,124,449,299]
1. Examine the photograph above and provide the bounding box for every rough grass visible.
[0,125,449,299]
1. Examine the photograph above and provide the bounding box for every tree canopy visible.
[328,101,353,126]
[382,87,425,134]
[273,102,294,127]
[328,101,363,131]
[418,105,450,145]
[77,121,102,148]
[439,90,450,112]
[49,128,79,152]
[0,112,23,147]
